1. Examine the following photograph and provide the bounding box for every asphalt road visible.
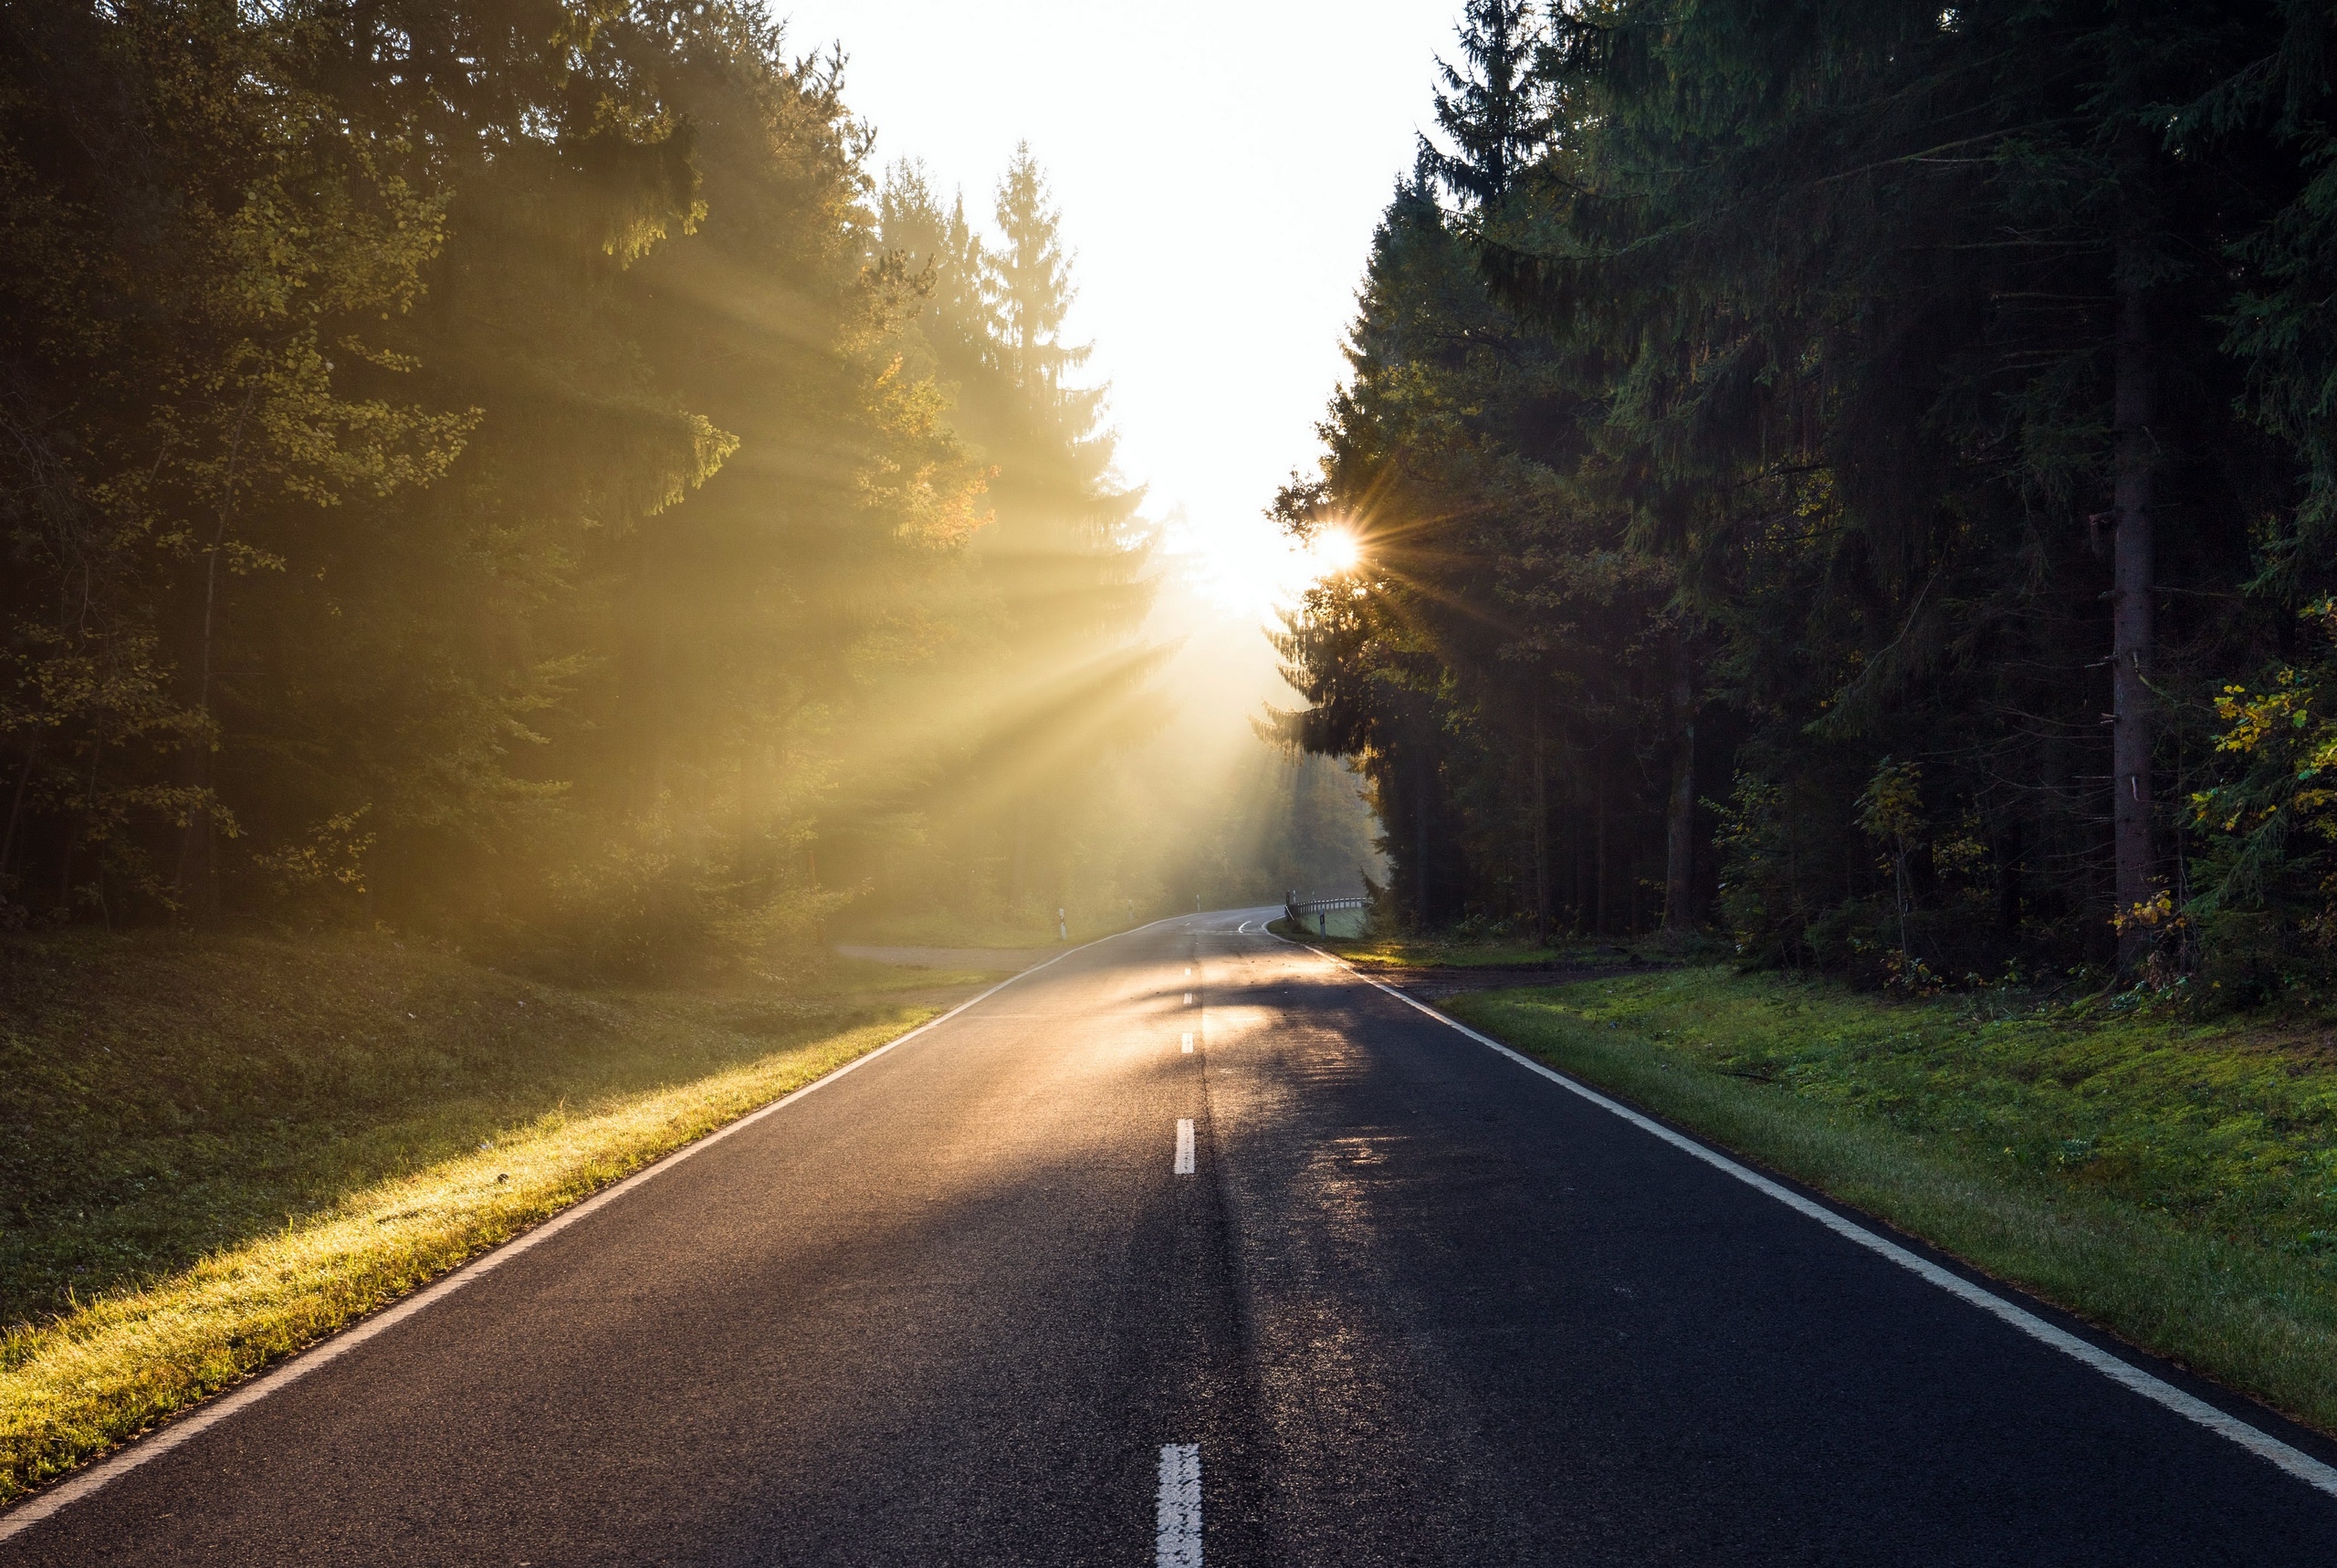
[8,909,2337,1565]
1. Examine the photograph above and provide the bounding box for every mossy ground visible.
[0,930,1003,1505]
[1448,967,2337,1432]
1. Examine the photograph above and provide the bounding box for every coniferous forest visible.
[15,0,2337,1001]
[19,0,2337,1535]
[0,0,1372,971]
[1275,0,2337,997]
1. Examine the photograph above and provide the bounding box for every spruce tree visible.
[991,143,1093,402]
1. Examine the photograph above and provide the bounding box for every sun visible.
[1305,527,1362,579]
[1163,511,1368,618]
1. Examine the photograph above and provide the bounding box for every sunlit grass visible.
[0,931,1002,1505]
[1451,969,2337,1433]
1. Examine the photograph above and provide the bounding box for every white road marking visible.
[1181,1032,1194,1053]
[1156,1443,1201,1567]
[0,920,1195,1543]
[1185,966,1193,977]
[1184,991,1194,1005]
[1295,940,2337,1501]
[1174,1119,1196,1175]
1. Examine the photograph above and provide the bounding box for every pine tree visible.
[879,160,1001,361]
[990,143,1094,402]
[1281,0,2321,988]
[1420,0,1554,214]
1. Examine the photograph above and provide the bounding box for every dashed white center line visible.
[1156,1443,1201,1566]
[1184,991,1193,1005]
[1181,1031,1194,1053]
[1174,1119,1195,1175]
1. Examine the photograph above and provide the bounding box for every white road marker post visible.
[1156,1444,1201,1568]
[1174,1119,1195,1175]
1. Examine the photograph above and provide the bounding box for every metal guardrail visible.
[1284,890,1370,933]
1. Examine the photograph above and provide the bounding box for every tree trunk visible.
[1593,743,1609,937]
[2111,225,2156,972]
[0,736,40,898]
[1530,696,1549,945]
[173,536,225,924]
[1663,637,1696,934]
[1413,746,1432,928]
[173,787,217,922]
[1995,819,2023,936]
[1010,800,1028,912]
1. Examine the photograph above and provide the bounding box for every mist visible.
[0,1,1378,969]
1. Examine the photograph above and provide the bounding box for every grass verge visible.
[1446,968,2337,1434]
[1278,923,1717,968]
[0,931,1005,1506]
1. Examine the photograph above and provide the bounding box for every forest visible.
[1274,0,2337,997]
[0,0,1371,972]
[11,1,2337,1531]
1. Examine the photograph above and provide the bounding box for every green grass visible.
[0,930,1004,1505]
[1279,923,1684,968]
[1449,968,2337,1432]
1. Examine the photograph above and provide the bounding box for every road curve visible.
[5,909,2335,1565]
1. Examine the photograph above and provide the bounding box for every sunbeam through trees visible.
[0,0,1375,970]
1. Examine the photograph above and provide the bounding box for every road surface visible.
[6,909,2336,1564]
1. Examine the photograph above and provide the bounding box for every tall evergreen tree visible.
[991,143,1093,402]
[1279,0,2332,993]
[1421,0,1553,214]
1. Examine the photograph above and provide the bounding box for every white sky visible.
[781,0,1464,618]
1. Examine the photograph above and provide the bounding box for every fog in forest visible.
[0,1,1379,972]
[13,0,2337,996]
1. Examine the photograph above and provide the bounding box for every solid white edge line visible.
[1273,933,2337,1502]
[0,915,1202,1542]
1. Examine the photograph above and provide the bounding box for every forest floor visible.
[1377,952,2337,1434]
[0,929,1012,1506]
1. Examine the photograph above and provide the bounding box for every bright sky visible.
[781,0,1463,619]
